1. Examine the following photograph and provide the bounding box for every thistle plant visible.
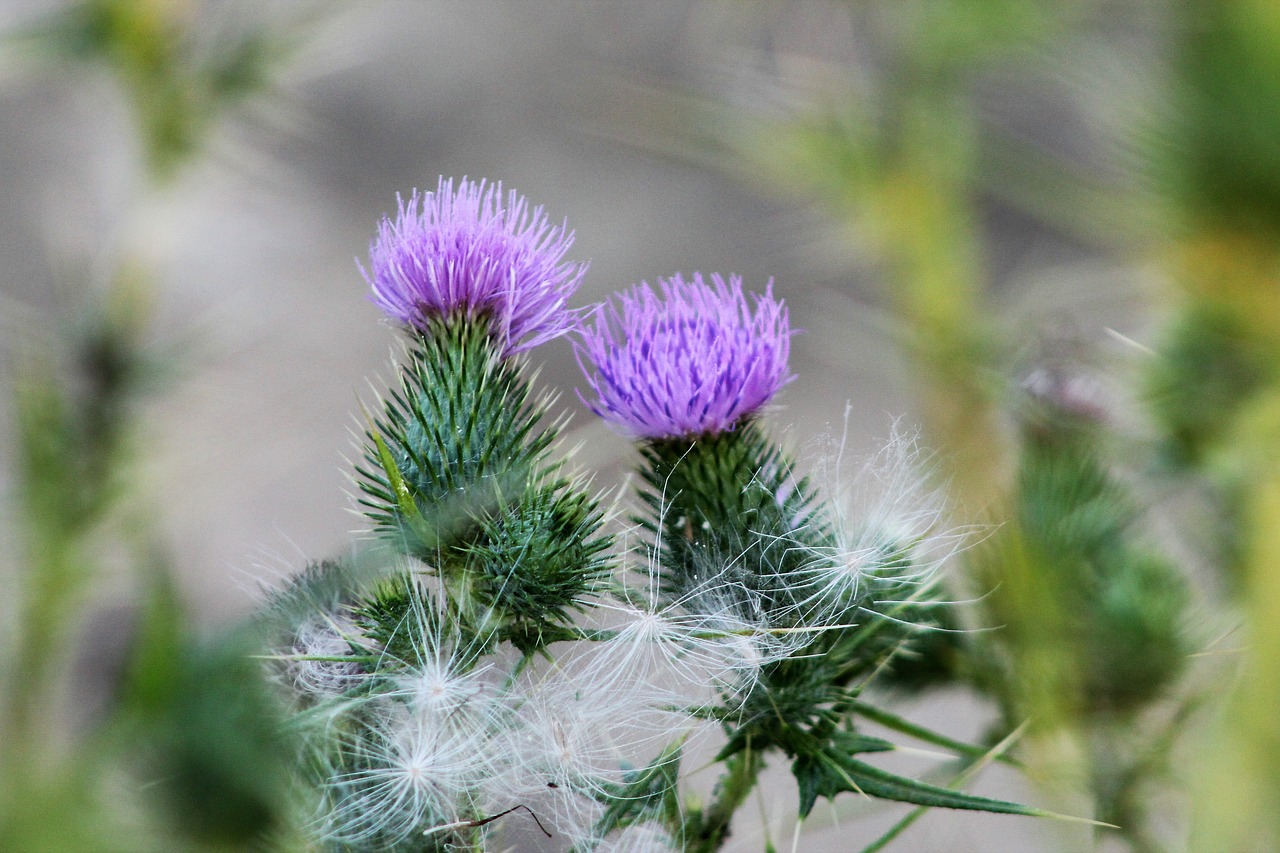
[263,177,1064,852]
[12,5,1280,850]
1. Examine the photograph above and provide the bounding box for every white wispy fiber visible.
[323,704,491,846]
[285,611,368,700]
[276,564,689,851]
[797,420,968,626]
[275,424,965,850]
[585,556,768,704]
[592,821,679,852]
[382,589,508,735]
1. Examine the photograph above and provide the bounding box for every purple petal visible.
[361,177,587,355]
[576,273,794,439]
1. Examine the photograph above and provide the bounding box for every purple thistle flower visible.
[577,273,793,439]
[362,177,587,355]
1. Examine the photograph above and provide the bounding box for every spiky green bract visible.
[637,423,1030,834]
[638,424,938,685]
[352,574,474,667]
[263,559,377,710]
[357,313,550,557]
[463,487,611,654]
[638,423,830,616]
[869,600,965,691]
[357,312,611,652]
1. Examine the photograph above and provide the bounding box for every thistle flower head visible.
[576,273,792,439]
[363,177,587,355]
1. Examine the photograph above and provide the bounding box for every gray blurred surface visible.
[0,2,1142,850]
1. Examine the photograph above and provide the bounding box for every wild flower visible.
[362,176,587,355]
[576,273,793,439]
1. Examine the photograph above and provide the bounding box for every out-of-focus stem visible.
[1161,222,1280,849]
[1192,390,1280,850]
[874,92,1011,516]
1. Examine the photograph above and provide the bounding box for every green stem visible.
[1088,718,1180,853]
[687,747,765,853]
[5,534,83,775]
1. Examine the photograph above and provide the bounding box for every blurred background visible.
[3,1,1278,851]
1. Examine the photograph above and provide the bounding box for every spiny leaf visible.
[594,743,685,837]
[794,745,1040,818]
[849,698,1021,768]
[856,722,1032,853]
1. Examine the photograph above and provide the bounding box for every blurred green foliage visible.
[1,1,304,849]
[10,0,297,181]
[1168,1,1280,238]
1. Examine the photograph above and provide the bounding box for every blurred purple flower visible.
[577,273,793,439]
[362,177,587,355]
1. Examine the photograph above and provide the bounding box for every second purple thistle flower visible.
[577,273,794,440]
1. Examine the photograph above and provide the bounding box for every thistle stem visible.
[687,747,765,853]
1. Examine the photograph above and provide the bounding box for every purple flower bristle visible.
[576,273,793,440]
[362,177,587,355]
